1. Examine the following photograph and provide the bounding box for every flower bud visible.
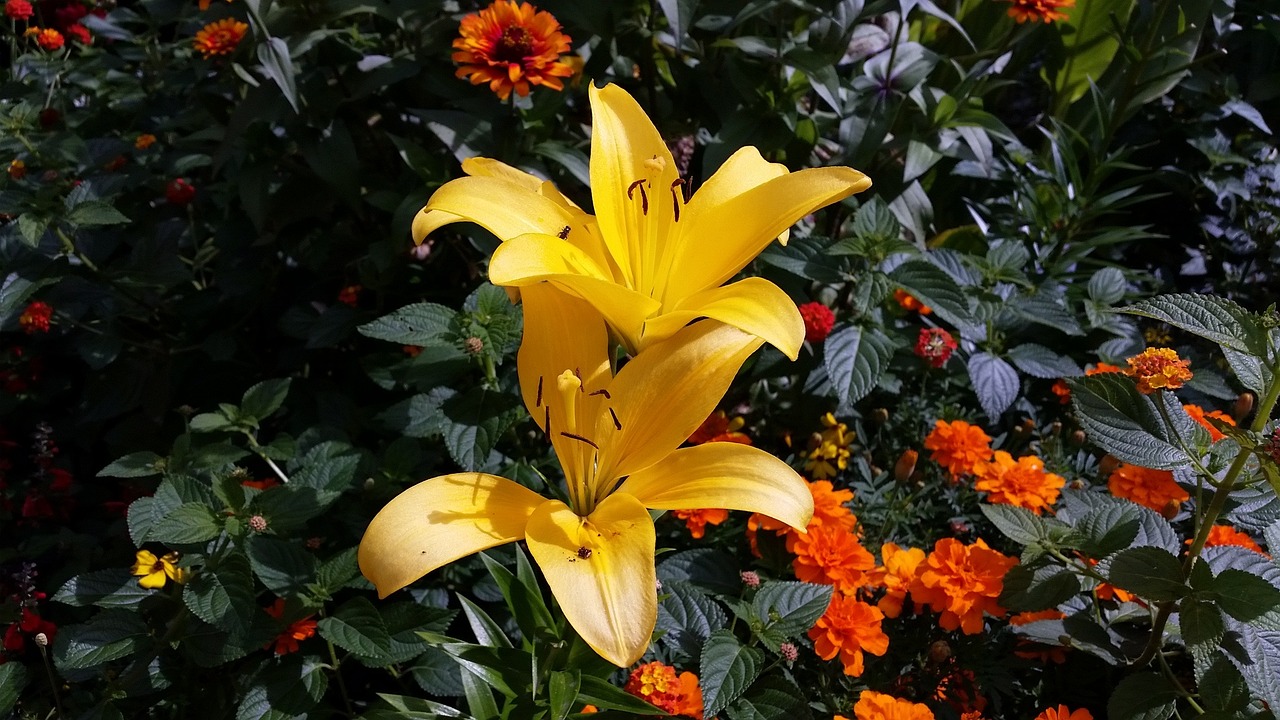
[779,642,798,662]
[463,336,484,355]
[1161,499,1180,520]
[872,408,889,425]
[34,632,48,647]
[1070,430,1087,446]
[1099,455,1121,476]
[928,640,952,664]
[740,570,760,588]
[248,515,268,533]
[1233,392,1255,422]
[893,449,918,484]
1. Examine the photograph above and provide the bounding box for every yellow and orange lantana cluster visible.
[1124,347,1192,394]
[624,662,704,720]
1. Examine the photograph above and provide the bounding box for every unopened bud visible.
[34,632,48,647]
[463,336,484,355]
[305,537,323,549]
[740,570,761,588]
[949,519,970,537]
[872,408,889,425]
[893,449,918,484]
[248,515,268,533]
[363,477,375,490]
[928,640,952,664]
[1070,430,1087,446]
[1233,392,1255,422]
[1161,499,1181,520]
[779,642,798,662]
[1068,478,1086,490]
[655,578,663,592]
[1048,421,1062,437]
[1099,455,1121,476]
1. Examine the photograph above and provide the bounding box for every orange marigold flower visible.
[452,1,573,101]
[853,690,934,720]
[934,668,986,714]
[790,525,877,594]
[1183,403,1236,442]
[264,598,318,655]
[1085,362,1123,375]
[748,479,857,553]
[893,289,932,315]
[1009,609,1064,625]
[1079,556,1136,603]
[1202,524,1267,556]
[924,419,993,482]
[911,538,1017,634]
[871,542,926,618]
[673,508,729,539]
[687,410,750,445]
[193,18,248,58]
[972,451,1065,515]
[1107,463,1188,513]
[135,134,157,150]
[624,662,703,719]
[1010,609,1069,663]
[198,0,233,10]
[808,594,888,677]
[1124,347,1192,394]
[19,301,53,334]
[1034,706,1093,720]
[1050,379,1071,404]
[805,413,854,479]
[1005,0,1074,23]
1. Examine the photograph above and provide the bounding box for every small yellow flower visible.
[804,412,853,479]
[131,549,188,588]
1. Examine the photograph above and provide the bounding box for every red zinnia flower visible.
[1006,0,1075,23]
[65,23,91,44]
[799,302,835,343]
[4,0,34,20]
[166,178,196,205]
[452,1,574,101]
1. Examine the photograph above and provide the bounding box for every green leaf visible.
[1232,625,1280,710]
[823,324,897,406]
[657,581,728,662]
[54,568,154,609]
[17,214,48,246]
[1000,565,1081,612]
[1222,347,1269,395]
[888,259,970,328]
[240,378,291,420]
[1179,596,1225,648]
[981,504,1050,545]
[458,595,514,649]
[65,200,130,227]
[1198,655,1251,712]
[371,693,470,719]
[479,550,554,644]
[441,387,524,470]
[0,664,28,716]
[150,502,223,544]
[752,582,832,641]
[236,656,329,720]
[359,303,458,346]
[968,352,1020,419]
[317,597,393,665]
[1046,0,1137,108]
[1068,373,1195,470]
[1212,569,1280,622]
[1108,547,1187,602]
[1107,672,1177,720]
[1076,503,1141,557]
[548,670,580,720]
[461,670,499,720]
[1087,267,1128,304]
[1007,344,1083,379]
[98,451,166,478]
[438,643,530,698]
[409,647,466,698]
[52,610,149,671]
[1123,293,1270,357]
[657,549,743,595]
[315,547,360,595]
[377,390,453,438]
[246,536,318,595]
[257,37,299,113]
[725,676,814,720]
[184,553,257,639]
[700,630,765,717]
[576,675,664,714]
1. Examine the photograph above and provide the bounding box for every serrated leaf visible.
[98,451,166,478]
[246,536,317,595]
[240,378,291,420]
[981,504,1049,545]
[54,568,154,609]
[1088,267,1128,304]
[752,581,832,640]
[1180,596,1225,648]
[235,656,328,720]
[359,302,458,346]
[1108,547,1187,602]
[1077,504,1141,557]
[1007,344,1083,379]
[1212,569,1280,622]
[1199,654,1251,712]
[1068,374,1195,470]
[657,581,728,662]
[0,663,27,716]
[150,502,223,544]
[888,259,970,328]
[317,597,393,665]
[1001,565,1080,612]
[65,201,129,227]
[1124,293,1269,357]
[377,390,453,438]
[1222,347,1269,394]
[441,387,524,470]
[968,352,1019,419]
[725,676,814,720]
[823,324,897,406]
[316,547,360,594]
[700,630,765,717]
[52,610,149,671]
[184,553,256,638]
[1108,672,1177,720]
[1230,625,1280,710]
[656,549,743,594]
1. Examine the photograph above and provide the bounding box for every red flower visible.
[264,599,318,655]
[337,285,362,307]
[19,301,53,334]
[166,178,196,206]
[4,0,33,20]
[799,302,835,343]
[26,27,65,50]
[65,23,90,44]
[915,328,957,367]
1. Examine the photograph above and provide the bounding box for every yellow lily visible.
[411,83,872,360]
[358,284,813,666]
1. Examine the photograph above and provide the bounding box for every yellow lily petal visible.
[525,493,657,667]
[617,443,813,531]
[410,176,578,245]
[358,473,545,598]
[587,84,681,291]
[637,277,805,360]
[489,234,661,352]
[461,157,586,214]
[667,166,872,300]
[597,321,763,484]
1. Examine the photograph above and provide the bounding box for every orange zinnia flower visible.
[1107,463,1188,513]
[893,289,932,315]
[624,662,703,720]
[1202,525,1267,556]
[452,1,573,101]
[924,420,993,482]
[972,451,1064,515]
[853,690,934,720]
[1034,706,1093,720]
[193,18,248,58]
[790,525,876,594]
[1124,348,1192,394]
[808,594,888,677]
[871,543,926,618]
[911,538,1017,634]
[687,410,750,445]
[264,598,318,654]
[673,508,729,539]
[1182,404,1236,442]
[1005,0,1074,23]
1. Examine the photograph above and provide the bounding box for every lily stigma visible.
[358,285,813,666]
[412,83,872,360]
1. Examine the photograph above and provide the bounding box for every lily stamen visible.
[560,431,600,449]
[626,180,649,215]
[536,376,543,406]
[670,179,687,222]
[609,407,622,430]
[589,389,611,399]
